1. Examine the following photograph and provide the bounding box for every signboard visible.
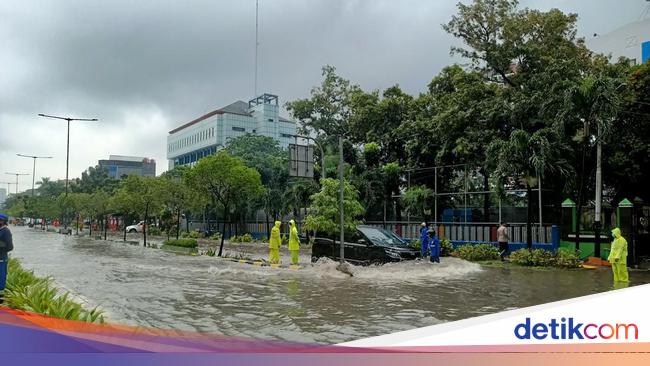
[289,144,314,178]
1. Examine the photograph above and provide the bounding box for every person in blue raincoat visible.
[427,229,440,263]
[420,222,429,258]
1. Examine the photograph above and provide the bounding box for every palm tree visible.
[565,74,624,250]
[489,128,573,249]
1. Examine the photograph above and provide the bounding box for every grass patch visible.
[162,239,198,248]
[3,258,104,323]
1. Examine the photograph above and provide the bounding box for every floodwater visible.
[10,227,650,344]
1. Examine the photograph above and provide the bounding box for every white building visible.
[587,18,650,65]
[0,188,6,206]
[166,93,297,169]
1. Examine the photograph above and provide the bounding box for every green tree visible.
[113,175,162,247]
[225,134,289,235]
[186,151,264,256]
[303,178,364,239]
[75,166,119,194]
[604,62,650,204]
[488,129,572,248]
[159,168,197,239]
[402,185,435,223]
[35,177,65,198]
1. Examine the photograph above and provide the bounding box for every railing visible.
[364,221,560,251]
[184,220,560,251]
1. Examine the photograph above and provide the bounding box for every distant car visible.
[126,221,145,233]
[311,225,420,265]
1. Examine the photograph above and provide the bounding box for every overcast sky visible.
[0,0,647,193]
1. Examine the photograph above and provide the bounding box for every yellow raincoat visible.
[269,221,281,264]
[288,220,300,265]
[607,227,629,282]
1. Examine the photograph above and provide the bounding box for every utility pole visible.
[5,172,29,195]
[17,154,53,197]
[594,124,603,259]
[254,0,259,97]
[339,136,345,264]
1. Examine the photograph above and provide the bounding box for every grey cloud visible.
[0,0,646,186]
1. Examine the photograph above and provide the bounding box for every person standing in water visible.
[288,220,300,265]
[497,222,510,261]
[269,221,282,264]
[427,229,440,263]
[0,213,14,304]
[607,227,629,283]
[420,222,429,259]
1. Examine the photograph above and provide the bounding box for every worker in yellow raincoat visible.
[288,219,300,265]
[269,221,281,264]
[607,227,629,282]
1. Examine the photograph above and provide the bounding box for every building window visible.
[268,118,274,122]
[281,133,293,138]
[232,127,245,132]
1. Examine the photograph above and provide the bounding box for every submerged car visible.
[311,225,420,265]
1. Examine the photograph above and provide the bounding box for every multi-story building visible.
[166,93,297,169]
[587,18,650,65]
[98,155,156,179]
[0,188,6,206]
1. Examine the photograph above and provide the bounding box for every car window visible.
[357,227,407,247]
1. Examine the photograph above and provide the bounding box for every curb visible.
[223,258,302,270]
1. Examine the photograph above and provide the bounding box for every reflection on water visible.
[10,227,650,344]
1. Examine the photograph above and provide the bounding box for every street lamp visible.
[0,182,15,196]
[38,114,98,195]
[16,154,53,197]
[5,172,30,194]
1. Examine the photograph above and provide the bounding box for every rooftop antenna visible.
[254,0,259,97]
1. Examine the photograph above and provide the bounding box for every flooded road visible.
[10,227,650,344]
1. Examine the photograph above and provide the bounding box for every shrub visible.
[231,233,254,243]
[555,248,582,268]
[4,259,104,323]
[509,248,533,265]
[209,232,222,241]
[509,248,582,268]
[510,248,554,266]
[181,230,202,239]
[260,236,268,242]
[202,248,216,257]
[163,239,198,248]
[440,238,453,257]
[456,243,500,261]
[409,239,421,250]
[147,227,162,236]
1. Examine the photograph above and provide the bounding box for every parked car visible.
[311,225,420,265]
[126,221,145,233]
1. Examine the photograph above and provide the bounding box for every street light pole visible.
[339,136,345,264]
[17,154,53,197]
[0,182,15,197]
[4,172,29,195]
[37,114,98,195]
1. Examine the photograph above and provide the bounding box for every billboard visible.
[289,144,314,178]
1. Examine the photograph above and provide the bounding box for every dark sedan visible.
[311,225,420,265]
